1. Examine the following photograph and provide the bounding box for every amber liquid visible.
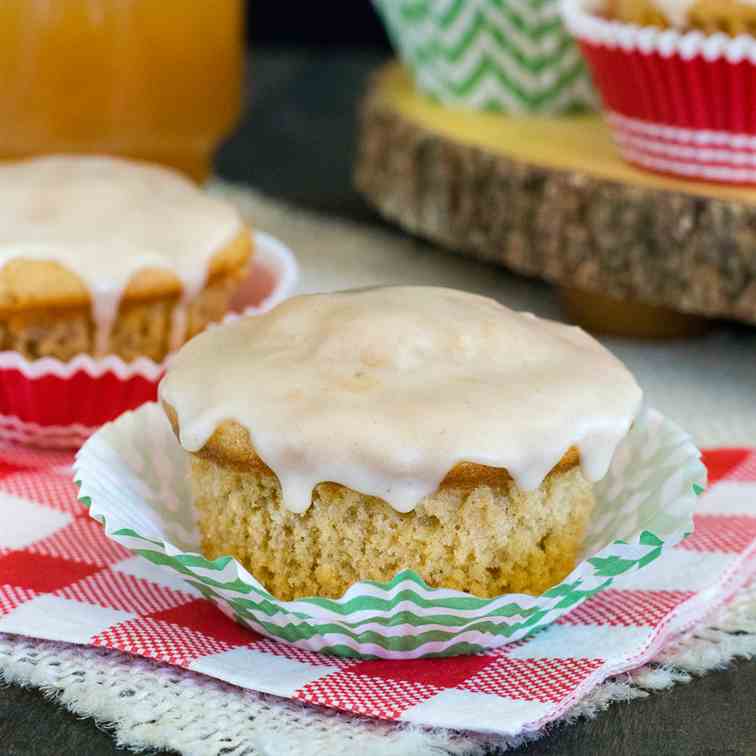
[0,0,243,182]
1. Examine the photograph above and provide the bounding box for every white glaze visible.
[160,287,643,514]
[0,156,243,355]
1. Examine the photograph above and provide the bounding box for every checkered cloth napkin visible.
[0,444,753,737]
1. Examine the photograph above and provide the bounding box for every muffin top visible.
[160,286,642,513]
[0,155,249,353]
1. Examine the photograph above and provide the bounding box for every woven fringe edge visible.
[0,579,752,756]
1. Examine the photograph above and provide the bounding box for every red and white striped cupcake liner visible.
[0,231,298,448]
[563,0,756,183]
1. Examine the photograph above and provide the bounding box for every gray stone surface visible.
[0,684,166,756]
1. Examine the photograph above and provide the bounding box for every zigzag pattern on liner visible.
[375,0,596,113]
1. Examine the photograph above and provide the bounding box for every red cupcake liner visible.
[0,354,162,448]
[563,0,756,183]
[0,231,298,448]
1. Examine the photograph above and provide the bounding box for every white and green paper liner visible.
[75,403,705,659]
[373,0,596,114]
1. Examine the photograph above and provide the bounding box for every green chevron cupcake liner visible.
[75,402,704,659]
[373,0,596,113]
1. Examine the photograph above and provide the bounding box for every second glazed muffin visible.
[0,155,252,362]
[160,287,642,601]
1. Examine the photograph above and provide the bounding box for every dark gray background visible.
[247,4,390,47]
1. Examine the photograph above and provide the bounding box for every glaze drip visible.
[160,287,643,513]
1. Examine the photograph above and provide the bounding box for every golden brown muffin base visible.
[0,229,252,362]
[606,0,756,33]
[191,454,594,601]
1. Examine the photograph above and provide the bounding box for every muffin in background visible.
[0,155,252,445]
[0,236,250,363]
[564,0,756,183]
[0,156,252,363]
[373,0,596,113]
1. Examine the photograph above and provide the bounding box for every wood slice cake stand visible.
[355,63,756,337]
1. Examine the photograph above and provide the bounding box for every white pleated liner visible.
[75,402,706,659]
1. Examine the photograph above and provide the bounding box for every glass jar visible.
[0,0,244,182]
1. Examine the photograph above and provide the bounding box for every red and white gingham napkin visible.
[0,444,753,737]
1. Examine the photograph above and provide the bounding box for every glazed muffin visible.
[606,0,756,32]
[565,0,756,184]
[160,287,642,601]
[0,156,252,362]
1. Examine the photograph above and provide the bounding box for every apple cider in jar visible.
[0,0,243,182]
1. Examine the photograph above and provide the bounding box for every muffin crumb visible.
[192,455,595,601]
